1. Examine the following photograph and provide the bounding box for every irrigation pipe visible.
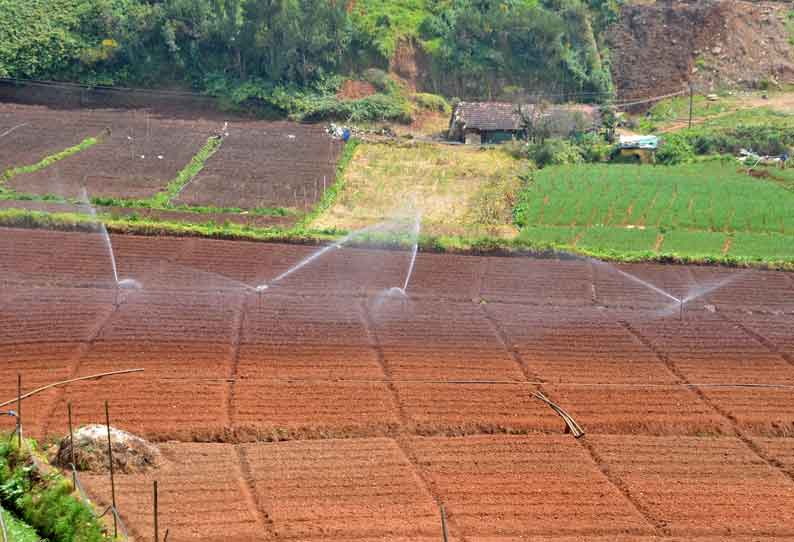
[532,391,585,438]
[0,368,144,409]
[151,376,794,390]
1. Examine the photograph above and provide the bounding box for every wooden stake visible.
[16,375,21,449]
[105,401,117,538]
[153,481,159,542]
[440,505,449,542]
[68,402,76,486]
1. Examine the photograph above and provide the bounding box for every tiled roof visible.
[453,102,600,132]
[455,102,523,131]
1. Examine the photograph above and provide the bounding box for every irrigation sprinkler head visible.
[118,278,142,290]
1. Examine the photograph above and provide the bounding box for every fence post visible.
[105,401,118,538]
[440,505,449,542]
[153,480,159,542]
[16,374,21,450]
[68,402,77,486]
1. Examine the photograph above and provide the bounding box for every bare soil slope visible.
[610,1,794,102]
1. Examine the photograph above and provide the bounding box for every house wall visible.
[483,130,517,145]
[464,130,482,145]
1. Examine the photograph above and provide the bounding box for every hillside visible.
[609,0,794,101]
[0,0,617,118]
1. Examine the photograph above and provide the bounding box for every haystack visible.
[54,425,160,474]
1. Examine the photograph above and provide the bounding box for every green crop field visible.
[514,162,794,264]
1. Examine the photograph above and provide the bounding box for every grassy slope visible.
[310,141,527,237]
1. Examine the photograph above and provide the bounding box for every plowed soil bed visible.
[1,226,794,540]
[8,109,215,199]
[1,104,340,215]
[174,121,342,211]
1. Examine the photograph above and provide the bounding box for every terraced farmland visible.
[1,226,793,541]
[514,162,794,263]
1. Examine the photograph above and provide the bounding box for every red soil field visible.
[243,438,441,540]
[174,121,342,211]
[0,103,99,169]
[1,226,793,540]
[589,435,794,537]
[8,109,215,199]
[408,435,654,537]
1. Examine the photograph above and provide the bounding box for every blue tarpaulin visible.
[619,135,659,150]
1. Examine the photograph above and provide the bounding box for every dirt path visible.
[658,92,794,133]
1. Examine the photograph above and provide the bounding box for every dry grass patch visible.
[311,141,527,237]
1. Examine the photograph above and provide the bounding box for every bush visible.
[0,439,107,542]
[362,68,395,93]
[527,138,584,168]
[412,93,450,113]
[502,140,529,160]
[657,133,695,165]
[684,124,791,156]
[575,133,612,163]
[302,93,412,123]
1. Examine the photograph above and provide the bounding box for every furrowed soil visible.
[1,103,341,218]
[173,121,342,212]
[1,226,793,540]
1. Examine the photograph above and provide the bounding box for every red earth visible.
[1,227,794,541]
[173,121,342,211]
[1,103,341,216]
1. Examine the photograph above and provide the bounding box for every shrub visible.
[685,125,791,156]
[657,133,695,165]
[302,93,412,123]
[412,93,451,113]
[575,133,612,163]
[362,68,393,92]
[0,439,107,542]
[502,140,529,160]
[526,138,583,168]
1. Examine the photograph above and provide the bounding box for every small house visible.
[618,135,658,164]
[448,102,600,144]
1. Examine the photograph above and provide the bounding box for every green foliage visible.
[513,162,794,237]
[0,437,107,542]
[659,230,727,257]
[729,231,794,261]
[419,0,614,99]
[301,93,413,123]
[685,123,793,156]
[150,135,223,207]
[657,133,695,165]
[527,138,584,168]
[2,136,100,183]
[412,92,450,113]
[576,225,659,253]
[0,0,617,112]
[205,75,412,122]
[2,508,40,542]
[350,0,429,59]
